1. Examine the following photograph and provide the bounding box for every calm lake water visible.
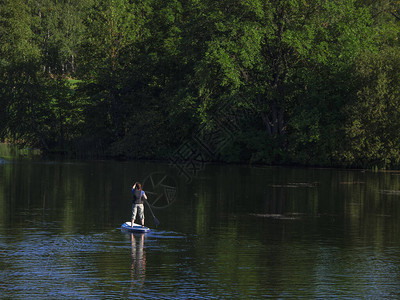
[1,153,400,298]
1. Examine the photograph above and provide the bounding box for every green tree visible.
[338,1,400,168]
[29,0,91,76]
[109,0,191,158]
[175,0,374,164]
[1,0,87,149]
[1,0,400,167]
[77,0,153,153]
[0,0,40,65]
[0,0,41,143]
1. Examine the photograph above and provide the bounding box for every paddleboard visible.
[121,222,150,233]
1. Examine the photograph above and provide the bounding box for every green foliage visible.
[29,0,90,75]
[0,61,85,150]
[0,0,40,65]
[339,47,400,168]
[1,0,400,167]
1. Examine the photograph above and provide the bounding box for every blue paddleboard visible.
[121,222,150,233]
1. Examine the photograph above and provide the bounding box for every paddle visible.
[144,199,160,227]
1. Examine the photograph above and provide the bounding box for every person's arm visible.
[143,192,147,200]
[132,183,136,190]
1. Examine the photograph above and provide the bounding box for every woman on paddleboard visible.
[132,182,147,227]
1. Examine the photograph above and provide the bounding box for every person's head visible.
[135,182,142,190]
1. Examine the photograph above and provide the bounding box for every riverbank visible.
[2,142,396,173]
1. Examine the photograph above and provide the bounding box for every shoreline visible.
[1,142,397,171]
[1,143,394,172]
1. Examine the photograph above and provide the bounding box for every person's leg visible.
[138,204,145,226]
[131,204,138,227]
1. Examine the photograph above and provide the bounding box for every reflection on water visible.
[1,159,400,298]
[0,143,41,160]
[130,233,146,287]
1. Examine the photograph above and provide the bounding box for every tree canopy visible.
[1,0,400,168]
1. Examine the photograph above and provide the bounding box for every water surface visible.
[1,159,400,298]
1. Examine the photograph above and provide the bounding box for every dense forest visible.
[1,0,400,168]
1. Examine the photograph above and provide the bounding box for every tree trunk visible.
[71,54,75,73]
[261,111,272,136]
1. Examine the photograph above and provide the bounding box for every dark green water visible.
[1,156,400,298]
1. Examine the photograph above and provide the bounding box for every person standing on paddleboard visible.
[132,182,147,227]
